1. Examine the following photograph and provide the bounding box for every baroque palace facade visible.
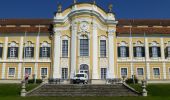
[0,2,170,83]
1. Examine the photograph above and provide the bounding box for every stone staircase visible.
[26,83,140,96]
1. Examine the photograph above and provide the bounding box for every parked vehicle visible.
[72,73,88,84]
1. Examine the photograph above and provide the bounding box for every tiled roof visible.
[0,19,52,25]
[0,19,170,34]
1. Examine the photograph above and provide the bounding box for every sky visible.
[0,0,170,19]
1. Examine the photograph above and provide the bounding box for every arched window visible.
[40,42,50,58]
[118,41,129,57]
[133,41,145,57]
[24,41,34,58]
[149,41,161,58]
[80,35,89,56]
[8,42,18,58]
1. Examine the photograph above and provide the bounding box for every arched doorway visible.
[79,64,89,78]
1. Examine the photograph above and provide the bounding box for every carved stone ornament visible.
[80,21,89,32]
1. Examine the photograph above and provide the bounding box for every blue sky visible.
[0,0,170,19]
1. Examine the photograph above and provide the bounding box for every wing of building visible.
[0,2,170,83]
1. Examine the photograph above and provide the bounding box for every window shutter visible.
[31,47,34,58]
[126,47,129,57]
[15,47,18,58]
[39,47,42,57]
[23,47,25,58]
[47,47,51,58]
[165,47,168,58]
[142,47,145,57]
[0,47,3,58]
[149,47,152,57]
[158,47,161,57]
[133,47,136,57]
[7,47,10,58]
[118,47,120,57]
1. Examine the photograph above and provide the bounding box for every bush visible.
[28,79,42,84]
[125,78,138,84]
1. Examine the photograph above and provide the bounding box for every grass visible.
[0,83,170,100]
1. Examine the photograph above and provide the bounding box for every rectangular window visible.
[40,47,50,58]
[80,39,89,56]
[153,68,160,77]
[121,68,127,76]
[8,47,18,58]
[100,40,106,57]
[62,68,68,79]
[8,68,15,76]
[120,46,126,57]
[41,68,47,76]
[62,40,68,57]
[25,68,31,75]
[24,47,34,58]
[101,68,107,79]
[137,68,144,76]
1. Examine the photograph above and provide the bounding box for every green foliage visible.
[125,78,138,84]
[28,79,42,84]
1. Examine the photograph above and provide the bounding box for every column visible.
[92,23,99,79]
[108,29,115,78]
[130,36,134,78]
[1,36,8,79]
[34,33,40,79]
[161,38,165,60]
[145,38,150,79]
[18,36,24,79]
[161,38,166,79]
[53,30,61,79]
[163,63,166,79]
[70,23,77,79]
[146,63,150,80]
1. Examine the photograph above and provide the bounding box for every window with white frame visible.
[121,68,127,76]
[100,40,106,57]
[152,46,158,57]
[25,68,31,75]
[62,68,68,79]
[8,68,15,76]
[153,68,160,76]
[137,68,144,76]
[40,42,50,58]
[120,46,126,57]
[8,42,18,58]
[24,41,34,58]
[136,46,142,57]
[80,35,89,56]
[62,40,68,57]
[101,68,107,79]
[149,42,161,58]
[118,42,129,58]
[41,68,47,76]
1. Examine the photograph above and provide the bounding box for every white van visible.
[72,73,88,84]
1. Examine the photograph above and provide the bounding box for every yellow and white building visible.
[0,2,170,83]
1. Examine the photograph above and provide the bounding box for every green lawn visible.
[0,83,170,100]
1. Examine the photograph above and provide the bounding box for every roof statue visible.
[57,4,62,13]
[73,0,77,4]
[108,4,113,13]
